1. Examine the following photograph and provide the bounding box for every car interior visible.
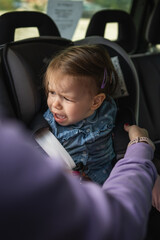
[0,0,160,239]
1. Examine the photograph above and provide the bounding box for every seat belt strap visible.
[35,128,76,169]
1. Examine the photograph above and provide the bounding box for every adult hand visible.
[124,124,149,141]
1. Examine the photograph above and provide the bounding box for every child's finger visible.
[124,123,130,132]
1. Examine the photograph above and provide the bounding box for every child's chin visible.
[57,120,75,127]
[54,116,67,125]
[56,120,68,126]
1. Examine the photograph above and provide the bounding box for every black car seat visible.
[131,0,160,156]
[0,11,60,45]
[75,36,139,159]
[0,37,73,132]
[0,10,139,162]
[0,33,139,163]
[85,10,137,54]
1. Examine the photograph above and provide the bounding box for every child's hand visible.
[152,174,160,212]
[124,124,149,141]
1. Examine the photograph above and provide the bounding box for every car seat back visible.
[0,34,138,160]
[0,37,73,132]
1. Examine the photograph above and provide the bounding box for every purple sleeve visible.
[102,143,157,239]
[0,122,157,240]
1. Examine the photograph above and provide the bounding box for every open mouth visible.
[54,113,67,123]
[55,113,66,119]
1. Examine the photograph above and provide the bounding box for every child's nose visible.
[52,96,62,110]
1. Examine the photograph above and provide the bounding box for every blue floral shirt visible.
[43,98,117,185]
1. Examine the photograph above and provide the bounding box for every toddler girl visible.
[43,44,118,185]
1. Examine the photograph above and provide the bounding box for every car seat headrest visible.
[146,1,160,45]
[85,10,137,54]
[0,11,60,45]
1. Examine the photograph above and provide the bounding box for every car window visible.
[0,0,133,41]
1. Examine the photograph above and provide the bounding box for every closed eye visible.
[64,96,73,102]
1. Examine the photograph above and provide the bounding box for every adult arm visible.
[102,143,157,240]
[0,122,157,240]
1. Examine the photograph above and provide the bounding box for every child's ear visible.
[91,93,106,110]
